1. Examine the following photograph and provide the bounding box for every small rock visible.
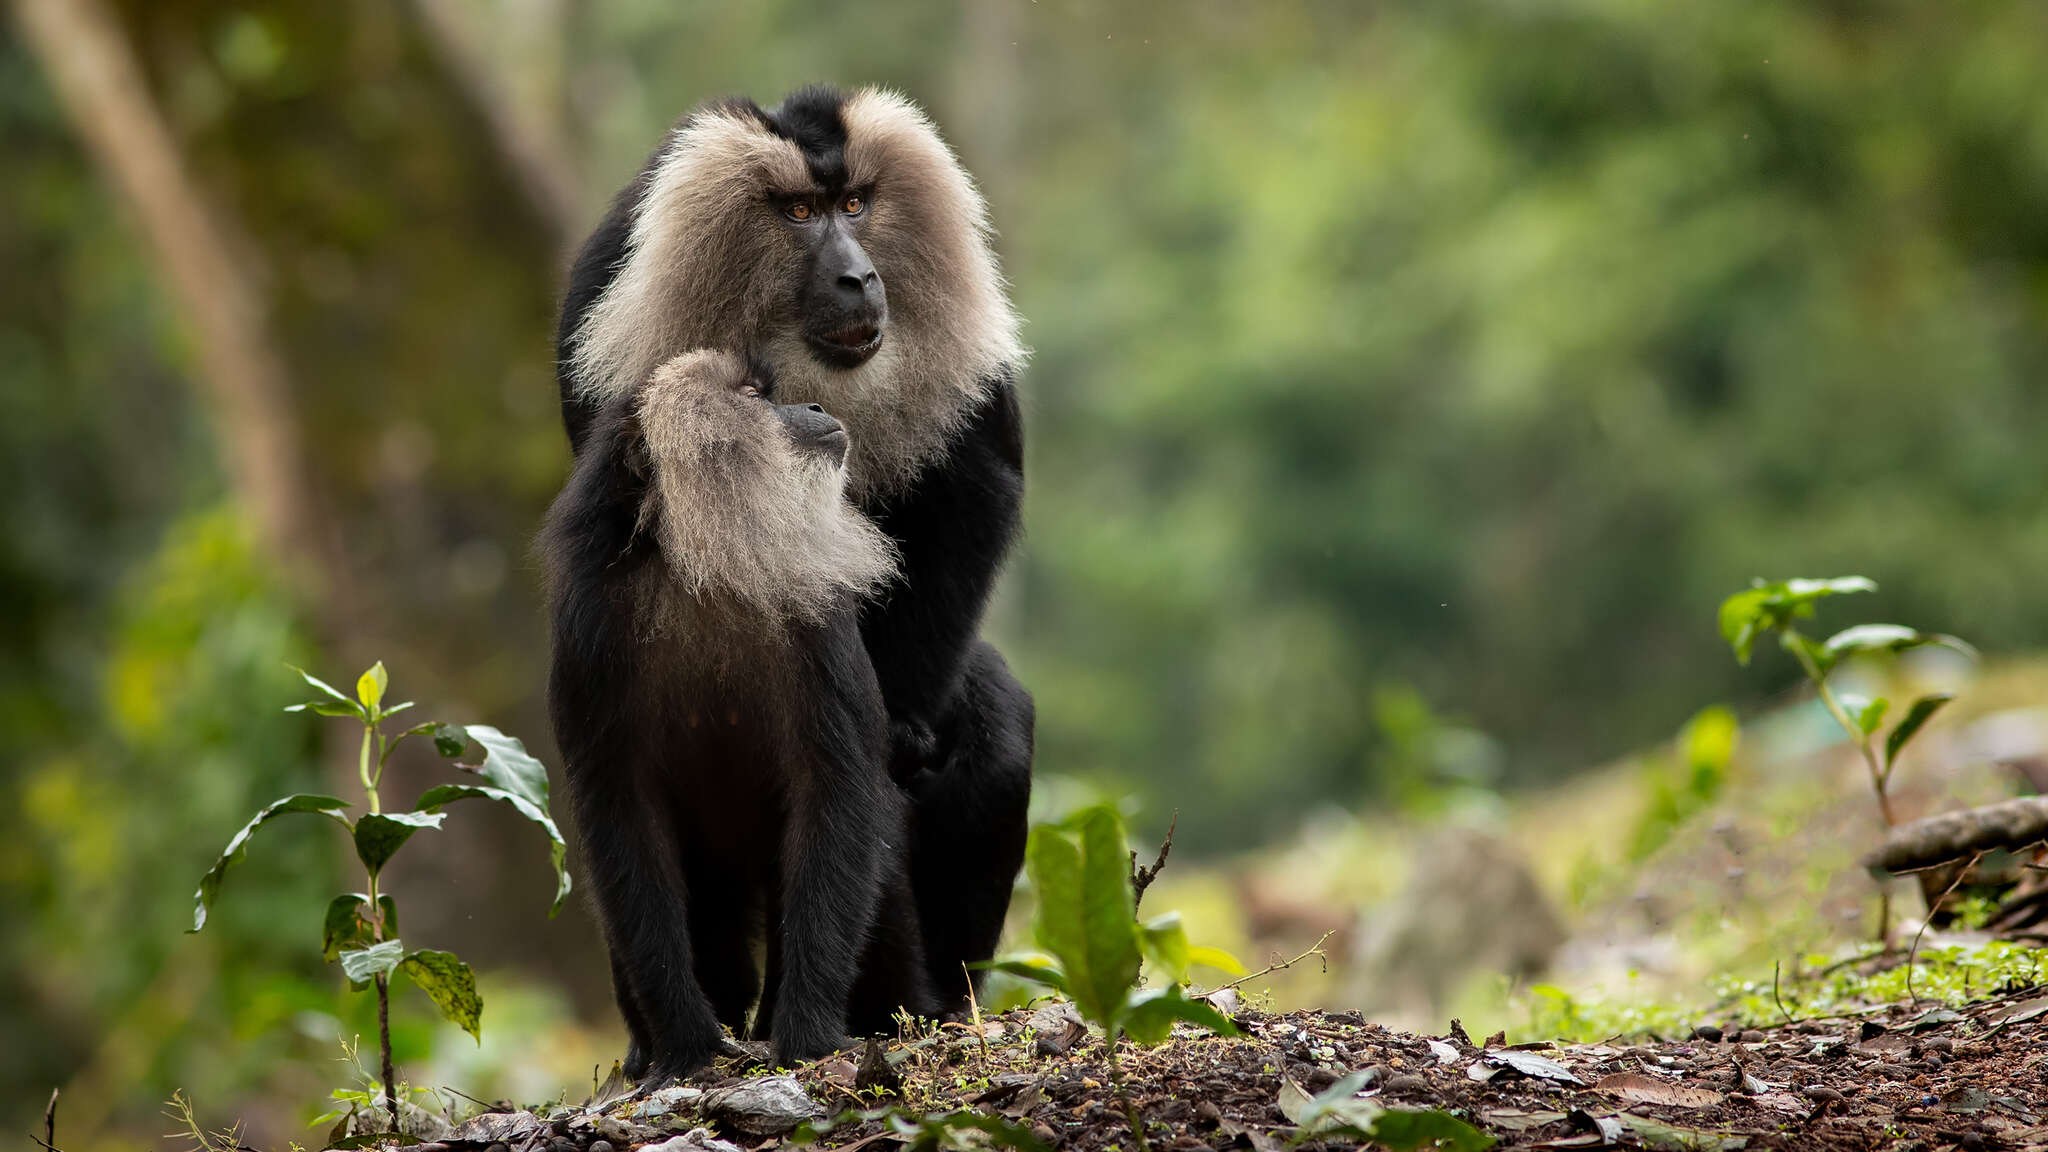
[1801,1086,1844,1108]
[1739,1030,1766,1043]
[856,1037,901,1094]
[1031,1121,1060,1146]
[640,1128,745,1152]
[1287,1062,1337,1094]
[594,1115,662,1145]
[549,1140,577,1152]
[639,1085,705,1121]
[1385,1074,1429,1094]
[1195,1100,1223,1126]
[448,1113,549,1146]
[590,1143,614,1152]
[702,1075,821,1137]
[1692,1025,1723,1043]
[487,1144,510,1152]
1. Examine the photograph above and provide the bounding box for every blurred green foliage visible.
[3,0,2047,1145]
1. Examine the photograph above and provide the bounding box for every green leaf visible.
[340,939,405,983]
[871,1109,1051,1152]
[319,892,396,962]
[1778,629,1832,676]
[1885,693,1955,770]
[1720,578,1878,666]
[353,810,445,878]
[1025,823,1099,1018]
[286,699,369,718]
[192,794,352,932]
[1139,912,1192,984]
[1823,624,1979,665]
[979,957,1070,993]
[289,665,356,705]
[1783,576,1877,601]
[432,723,467,758]
[1836,693,1889,737]
[399,949,482,1041]
[1072,805,1141,1022]
[357,661,388,710]
[380,701,414,719]
[1122,985,1238,1045]
[466,725,551,810]
[1363,1109,1497,1152]
[1281,1070,1493,1150]
[1619,1116,1745,1151]
[1717,588,1773,665]
[414,783,571,914]
[1187,945,1248,977]
[1281,1069,1381,1131]
[1026,805,1142,1029]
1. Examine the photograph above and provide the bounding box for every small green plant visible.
[796,1106,1051,1152]
[1280,1071,1495,1151]
[189,662,571,1133]
[987,804,1241,1148]
[1719,576,1974,828]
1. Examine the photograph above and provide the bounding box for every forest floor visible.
[363,986,2048,1152]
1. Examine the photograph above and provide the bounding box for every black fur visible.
[542,396,936,1080]
[552,88,1033,1041]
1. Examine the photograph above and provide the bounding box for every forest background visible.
[4,1,2047,1148]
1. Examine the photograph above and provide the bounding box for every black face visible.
[756,87,887,371]
[774,401,849,466]
[783,190,886,369]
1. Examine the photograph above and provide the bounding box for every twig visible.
[1219,930,1336,991]
[43,1088,59,1152]
[1129,811,1177,913]
[1771,960,1794,1028]
[1907,850,1983,1004]
[439,1086,497,1113]
[962,963,991,1070]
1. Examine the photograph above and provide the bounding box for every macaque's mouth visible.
[807,324,884,366]
[822,325,881,351]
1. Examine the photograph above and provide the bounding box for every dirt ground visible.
[376,987,2048,1152]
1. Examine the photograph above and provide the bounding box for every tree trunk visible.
[8,0,357,646]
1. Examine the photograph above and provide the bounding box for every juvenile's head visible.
[637,350,897,622]
[568,86,1024,497]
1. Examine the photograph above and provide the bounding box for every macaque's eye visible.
[738,384,759,398]
[784,201,813,222]
[841,193,865,216]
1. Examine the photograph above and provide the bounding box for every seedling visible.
[189,662,570,1133]
[987,804,1242,1148]
[1719,576,1974,828]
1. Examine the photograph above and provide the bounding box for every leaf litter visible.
[322,988,2048,1152]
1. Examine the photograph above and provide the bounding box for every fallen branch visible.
[1863,797,2048,875]
[1219,930,1336,991]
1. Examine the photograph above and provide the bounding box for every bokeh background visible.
[5,0,2048,1147]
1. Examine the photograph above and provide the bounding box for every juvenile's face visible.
[773,401,850,468]
[634,350,895,622]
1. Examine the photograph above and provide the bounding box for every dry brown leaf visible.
[1592,1072,1723,1109]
